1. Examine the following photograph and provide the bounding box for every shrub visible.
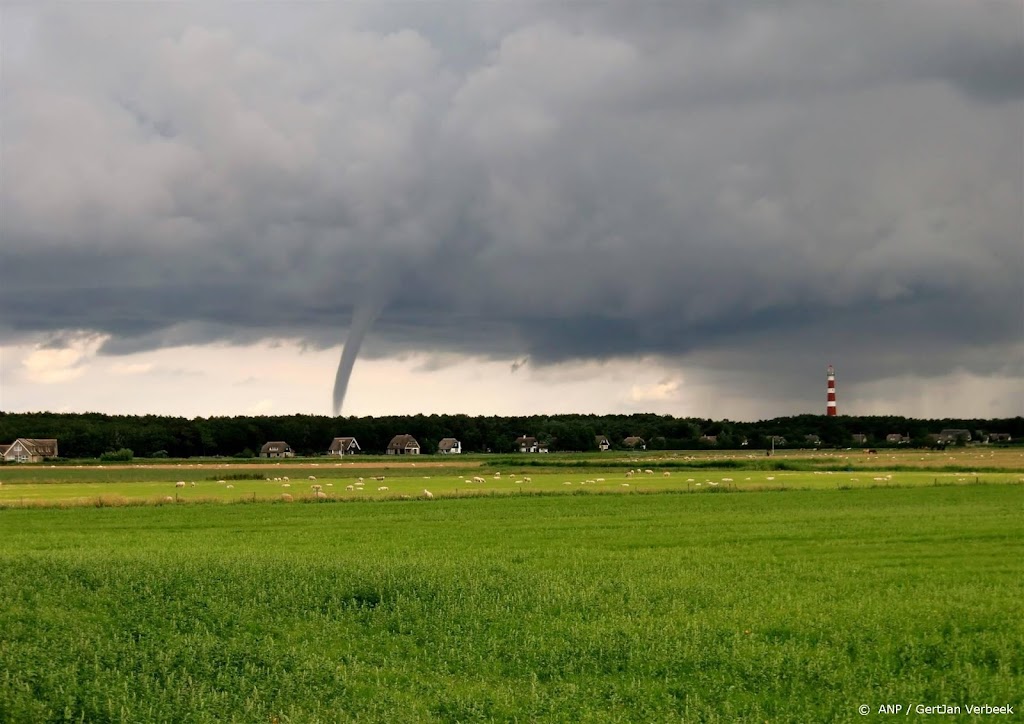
[99,448,134,462]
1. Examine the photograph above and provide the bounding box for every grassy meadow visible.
[1,450,1022,721]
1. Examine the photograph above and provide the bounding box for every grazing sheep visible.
[595,478,605,482]
[282,483,291,488]
[226,485,234,489]
[162,496,174,503]
[621,483,630,487]
[175,481,185,488]
[473,476,485,484]
[358,477,364,483]
[217,479,226,484]
[374,475,385,481]
[523,477,532,483]
[346,485,355,491]
[315,491,327,500]
[378,486,389,491]
[563,481,573,485]
[281,493,293,502]
[308,476,317,481]
[423,489,434,500]
[625,471,634,478]
[282,476,289,481]
[663,472,671,477]
[326,483,334,487]
[722,478,733,482]
[494,472,501,477]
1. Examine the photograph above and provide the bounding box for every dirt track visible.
[78,460,481,470]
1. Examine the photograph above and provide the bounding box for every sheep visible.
[162,496,174,503]
[493,472,501,477]
[175,481,186,488]
[374,475,385,481]
[523,476,532,483]
[310,484,322,491]
[315,491,327,500]
[625,471,634,478]
[663,472,671,477]
[595,478,605,482]
[358,477,364,483]
[217,479,226,484]
[281,493,294,502]
[282,483,291,488]
[473,476,485,484]
[308,476,317,481]
[563,481,573,485]
[326,483,334,487]
[378,486,389,491]
[621,483,630,487]
[190,481,196,487]
[423,489,434,499]
[346,485,355,491]
[282,476,289,481]
[722,478,733,482]
[644,469,654,475]
[226,485,234,489]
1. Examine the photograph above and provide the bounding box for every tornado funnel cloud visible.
[332,299,386,416]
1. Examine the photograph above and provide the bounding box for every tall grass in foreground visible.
[1,486,1021,722]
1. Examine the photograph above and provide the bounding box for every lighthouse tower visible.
[826,365,837,416]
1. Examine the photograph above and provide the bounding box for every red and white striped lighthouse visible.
[826,365,837,416]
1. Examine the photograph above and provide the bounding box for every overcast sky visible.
[1,2,1022,420]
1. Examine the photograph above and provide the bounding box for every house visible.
[938,429,971,444]
[990,433,1012,443]
[886,433,910,444]
[622,436,646,450]
[387,434,420,455]
[851,433,868,445]
[515,435,539,453]
[327,437,361,456]
[700,434,718,445]
[259,441,294,458]
[804,434,821,446]
[1,438,59,463]
[595,435,611,451]
[438,438,462,454]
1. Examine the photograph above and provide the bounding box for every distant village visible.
[0,426,1014,463]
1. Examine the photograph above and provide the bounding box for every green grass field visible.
[2,481,1022,722]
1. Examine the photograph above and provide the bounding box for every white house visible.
[438,438,462,454]
[327,437,361,456]
[1,438,59,463]
[387,434,421,455]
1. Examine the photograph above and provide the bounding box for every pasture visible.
[1,450,1021,721]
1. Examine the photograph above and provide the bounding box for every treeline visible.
[1,411,1021,459]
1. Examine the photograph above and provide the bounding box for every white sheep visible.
[175,481,185,488]
[315,491,327,500]
[226,485,234,489]
[423,489,434,499]
[473,476,485,484]
[346,485,355,491]
[625,471,634,478]
[308,476,317,481]
[378,486,389,491]
[282,482,291,488]
[162,496,174,503]
[523,477,532,483]
[595,478,605,482]
[663,472,671,477]
[621,483,630,487]
[283,476,289,481]
[644,469,654,475]
[281,493,294,502]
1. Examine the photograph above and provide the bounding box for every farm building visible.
[327,437,361,456]
[515,436,539,453]
[387,434,420,455]
[259,441,294,458]
[595,435,611,451]
[886,433,910,444]
[1,438,59,463]
[437,438,462,454]
[851,433,868,445]
[938,429,971,444]
[622,436,646,450]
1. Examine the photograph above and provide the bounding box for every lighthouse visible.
[826,365,837,416]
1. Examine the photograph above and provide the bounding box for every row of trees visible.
[1,411,1021,459]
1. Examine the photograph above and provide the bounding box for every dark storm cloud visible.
[1,1,1021,413]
